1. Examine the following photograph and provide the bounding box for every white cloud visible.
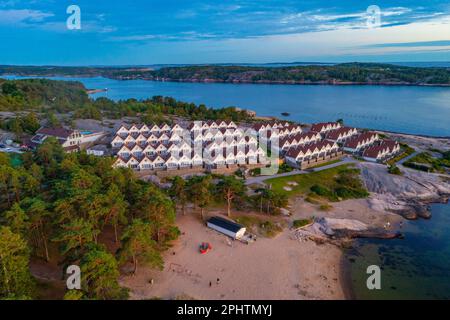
[0,9,54,25]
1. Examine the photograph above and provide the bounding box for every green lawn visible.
[265,164,368,201]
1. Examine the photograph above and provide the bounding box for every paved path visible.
[396,150,419,165]
[244,157,358,185]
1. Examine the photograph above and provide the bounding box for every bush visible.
[310,184,333,197]
[278,163,293,174]
[292,218,313,228]
[335,186,368,199]
[319,204,333,211]
[388,165,402,175]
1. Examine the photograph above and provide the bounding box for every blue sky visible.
[1,0,449,65]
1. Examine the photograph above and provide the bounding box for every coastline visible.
[3,73,450,88]
[132,77,450,88]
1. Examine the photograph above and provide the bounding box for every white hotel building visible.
[112,121,267,170]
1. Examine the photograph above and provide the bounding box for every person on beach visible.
[216,278,220,285]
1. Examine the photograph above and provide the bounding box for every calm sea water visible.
[5,75,450,137]
[346,203,450,300]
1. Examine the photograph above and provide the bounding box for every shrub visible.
[310,184,333,197]
[292,218,313,228]
[388,165,402,175]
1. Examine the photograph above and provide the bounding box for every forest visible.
[0,78,253,124]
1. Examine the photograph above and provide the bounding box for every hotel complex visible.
[111,120,401,171]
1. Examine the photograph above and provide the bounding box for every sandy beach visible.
[121,212,346,300]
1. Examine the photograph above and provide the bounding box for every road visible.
[244,157,358,185]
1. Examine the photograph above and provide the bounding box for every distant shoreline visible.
[4,73,450,87]
[119,77,450,88]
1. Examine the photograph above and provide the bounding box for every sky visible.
[0,0,450,65]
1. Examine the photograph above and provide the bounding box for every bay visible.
[5,75,450,137]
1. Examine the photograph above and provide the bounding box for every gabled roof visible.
[37,127,74,139]
[310,122,340,132]
[325,127,356,140]
[363,145,387,158]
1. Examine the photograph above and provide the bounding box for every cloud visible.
[0,9,54,25]
[0,8,116,34]
[108,31,218,42]
[363,40,450,48]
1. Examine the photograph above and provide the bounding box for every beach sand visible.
[121,212,345,300]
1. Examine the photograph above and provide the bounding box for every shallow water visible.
[346,203,450,300]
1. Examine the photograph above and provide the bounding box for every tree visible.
[138,188,176,245]
[168,176,188,215]
[22,198,51,261]
[46,112,60,127]
[187,175,213,220]
[0,226,35,299]
[254,186,288,215]
[2,82,20,96]
[118,219,163,275]
[103,184,128,243]
[216,176,245,217]
[52,218,98,259]
[79,244,128,300]
[3,203,29,236]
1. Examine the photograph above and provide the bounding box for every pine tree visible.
[0,226,35,299]
[118,219,163,275]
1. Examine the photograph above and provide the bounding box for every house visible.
[343,132,379,153]
[113,156,128,168]
[138,156,154,170]
[207,216,246,240]
[126,156,140,169]
[325,127,358,143]
[86,145,108,156]
[310,122,342,133]
[362,140,400,162]
[130,144,143,157]
[111,135,124,148]
[117,145,131,158]
[30,127,105,153]
[285,140,339,167]
[31,127,82,152]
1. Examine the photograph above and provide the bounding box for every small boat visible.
[281,112,290,116]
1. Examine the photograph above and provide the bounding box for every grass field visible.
[265,164,368,201]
